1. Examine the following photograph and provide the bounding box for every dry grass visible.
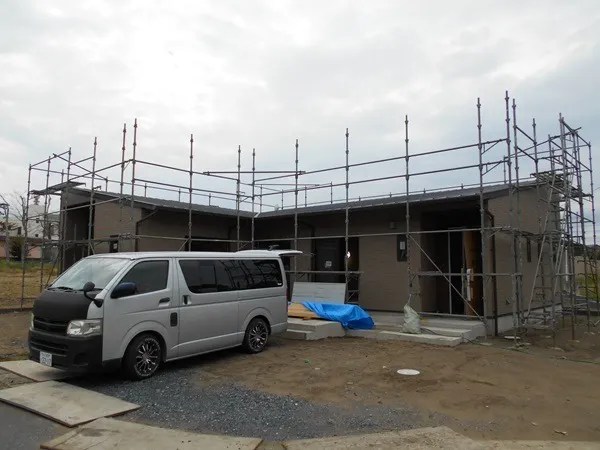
[0,261,57,308]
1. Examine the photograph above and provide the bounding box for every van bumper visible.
[28,329,105,374]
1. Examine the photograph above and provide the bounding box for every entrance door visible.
[314,238,343,283]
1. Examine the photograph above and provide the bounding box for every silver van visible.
[28,250,299,380]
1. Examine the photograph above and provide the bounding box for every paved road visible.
[0,402,67,450]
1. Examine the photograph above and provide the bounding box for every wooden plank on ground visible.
[288,303,319,320]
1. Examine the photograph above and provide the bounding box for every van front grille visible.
[33,317,68,335]
[29,338,68,356]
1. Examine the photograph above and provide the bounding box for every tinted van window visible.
[221,259,282,290]
[120,260,169,294]
[179,260,217,293]
[179,260,236,293]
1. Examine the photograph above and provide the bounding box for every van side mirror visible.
[111,282,137,299]
[83,281,103,308]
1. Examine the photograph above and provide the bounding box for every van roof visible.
[86,250,302,260]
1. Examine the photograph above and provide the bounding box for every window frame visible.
[116,259,170,297]
[178,259,237,294]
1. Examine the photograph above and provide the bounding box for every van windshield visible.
[49,258,130,291]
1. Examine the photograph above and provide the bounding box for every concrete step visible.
[288,318,339,332]
[347,329,462,347]
[419,317,485,333]
[287,318,346,340]
[282,330,311,340]
[419,325,474,340]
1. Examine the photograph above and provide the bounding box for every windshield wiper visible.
[48,286,76,292]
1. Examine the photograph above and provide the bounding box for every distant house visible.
[0,204,60,261]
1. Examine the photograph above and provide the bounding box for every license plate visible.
[39,351,52,367]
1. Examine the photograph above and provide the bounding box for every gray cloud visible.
[1,0,599,217]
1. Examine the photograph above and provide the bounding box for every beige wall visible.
[255,208,422,312]
[487,186,556,316]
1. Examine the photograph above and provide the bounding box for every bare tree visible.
[0,192,28,235]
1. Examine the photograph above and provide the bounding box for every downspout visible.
[134,206,158,252]
[486,208,499,336]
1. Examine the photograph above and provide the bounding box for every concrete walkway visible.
[39,419,600,450]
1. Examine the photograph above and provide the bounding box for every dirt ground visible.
[200,325,600,443]
[0,312,30,361]
[2,310,600,443]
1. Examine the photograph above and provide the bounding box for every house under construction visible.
[20,92,598,339]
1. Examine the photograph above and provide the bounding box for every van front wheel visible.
[242,318,269,354]
[123,333,162,380]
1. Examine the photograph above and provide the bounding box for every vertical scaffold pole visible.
[40,157,51,293]
[87,137,97,256]
[188,134,194,252]
[477,98,489,333]
[60,149,72,274]
[344,128,350,302]
[294,139,299,283]
[119,124,127,251]
[505,92,518,341]
[251,148,256,249]
[512,99,524,329]
[404,115,412,306]
[236,145,241,251]
[130,119,138,251]
[20,164,32,308]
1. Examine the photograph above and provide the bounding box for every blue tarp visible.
[301,302,375,330]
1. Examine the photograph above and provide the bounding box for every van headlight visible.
[67,320,102,337]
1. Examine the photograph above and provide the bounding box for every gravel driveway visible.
[71,354,450,441]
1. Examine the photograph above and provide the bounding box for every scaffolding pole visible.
[19,164,32,307]
[344,128,350,301]
[236,145,241,251]
[119,124,127,252]
[39,157,51,293]
[251,148,256,249]
[130,119,138,251]
[188,134,194,252]
[405,115,412,306]
[87,137,97,256]
[477,97,489,333]
[294,139,299,280]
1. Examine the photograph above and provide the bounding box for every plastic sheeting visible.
[301,302,375,330]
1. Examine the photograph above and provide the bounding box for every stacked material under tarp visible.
[288,302,374,330]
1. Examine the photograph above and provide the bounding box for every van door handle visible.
[159,297,170,304]
[182,295,190,305]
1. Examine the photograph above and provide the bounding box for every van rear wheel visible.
[242,318,269,354]
[123,333,162,380]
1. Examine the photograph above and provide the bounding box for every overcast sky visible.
[1,0,599,228]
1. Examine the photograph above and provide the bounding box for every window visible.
[397,235,407,262]
[179,260,236,293]
[221,259,283,290]
[179,260,217,293]
[119,260,169,295]
[251,260,284,288]
[526,238,532,263]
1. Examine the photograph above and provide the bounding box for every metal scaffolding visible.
[13,92,597,340]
